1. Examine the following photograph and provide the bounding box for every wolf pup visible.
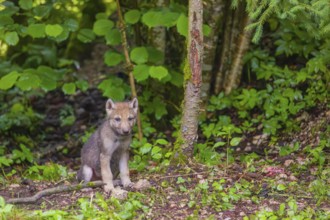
[77,98,138,194]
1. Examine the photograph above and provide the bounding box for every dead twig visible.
[6,180,119,204]
[156,171,210,180]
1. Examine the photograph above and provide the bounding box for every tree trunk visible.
[224,14,252,94]
[211,1,252,95]
[176,0,203,160]
[201,0,226,102]
[150,0,166,57]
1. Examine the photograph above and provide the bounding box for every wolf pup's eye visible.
[114,117,121,122]
[128,116,135,121]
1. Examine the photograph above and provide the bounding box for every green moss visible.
[170,132,189,165]
[183,58,191,83]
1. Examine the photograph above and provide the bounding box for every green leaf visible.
[151,146,162,155]
[142,10,179,28]
[4,31,19,45]
[54,28,69,42]
[152,97,168,119]
[32,5,51,18]
[147,47,164,64]
[188,201,196,208]
[152,153,162,160]
[36,66,59,91]
[65,19,79,31]
[75,80,89,92]
[0,71,20,90]
[45,24,63,37]
[296,71,309,83]
[98,78,126,101]
[0,16,14,26]
[142,11,159,28]
[16,72,41,91]
[19,0,33,10]
[149,66,169,80]
[93,19,114,36]
[0,156,13,167]
[27,24,46,38]
[98,79,111,93]
[104,51,124,66]
[124,10,141,24]
[230,137,242,146]
[62,83,76,95]
[104,87,125,101]
[3,203,13,213]
[140,143,152,155]
[203,24,211,36]
[214,141,226,148]
[176,14,188,37]
[0,196,5,206]
[133,64,150,82]
[161,11,180,27]
[11,103,24,113]
[277,184,286,191]
[105,29,121,45]
[130,47,148,64]
[169,71,183,87]
[177,177,186,184]
[77,29,95,43]
[95,13,108,20]
[156,139,168,145]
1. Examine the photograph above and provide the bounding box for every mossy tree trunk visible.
[177,0,203,160]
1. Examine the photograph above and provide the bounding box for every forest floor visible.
[0,90,329,219]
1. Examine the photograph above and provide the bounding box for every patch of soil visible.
[2,159,329,219]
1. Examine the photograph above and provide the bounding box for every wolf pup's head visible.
[106,98,138,136]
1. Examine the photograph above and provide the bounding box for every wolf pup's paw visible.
[103,184,114,193]
[112,187,128,200]
[122,180,133,188]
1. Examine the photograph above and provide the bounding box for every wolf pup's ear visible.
[106,99,116,114]
[130,97,138,113]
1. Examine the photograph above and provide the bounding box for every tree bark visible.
[150,0,166,57]
[201,0,226,102]
[212,1,252,95]
[177,0,203,159]
[213,0,232,94]
[224,15,252,94]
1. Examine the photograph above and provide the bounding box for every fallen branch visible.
[6,180,119,204]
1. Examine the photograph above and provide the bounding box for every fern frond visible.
[252,25,263,43]
[320,23,330,36]
[249,6,264,20]
[245,21,260,32]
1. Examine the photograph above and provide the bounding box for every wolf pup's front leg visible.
[100,152,115,192]
[119,149,132,188]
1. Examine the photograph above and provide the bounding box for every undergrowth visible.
[0,0,329,219]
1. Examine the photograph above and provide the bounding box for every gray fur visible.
[77,98,138,192]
